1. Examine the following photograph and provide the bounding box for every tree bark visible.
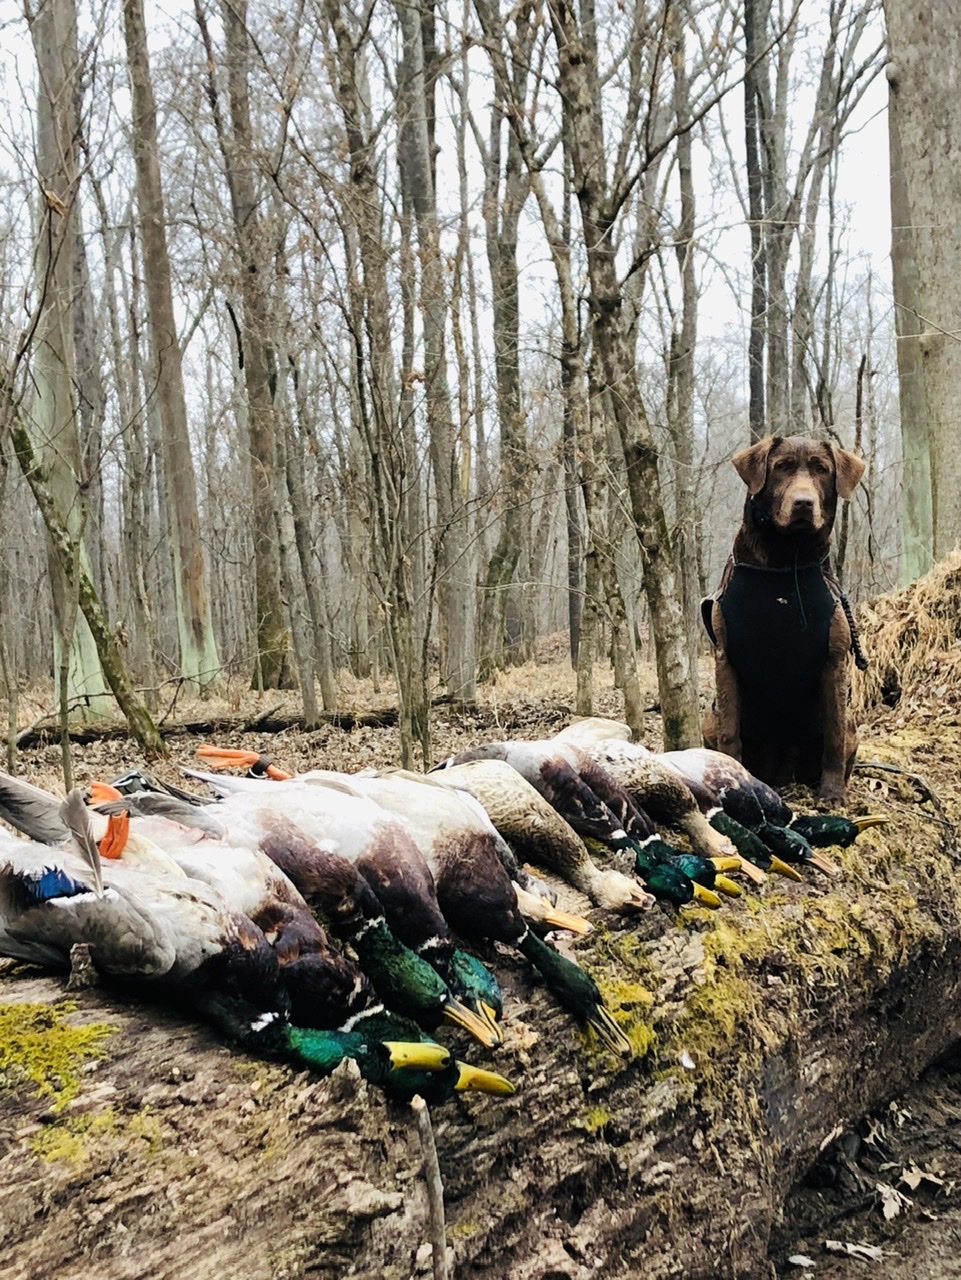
[26,0,111,718]
[476,32,533,683]
[123,0,222,694]
[6,407,164,756]
[547,0,700,748]
[194,0,292,689]
[396,0,477,706]
[667,13,702,676]
[884,0,961,571]
[320,0,431,765]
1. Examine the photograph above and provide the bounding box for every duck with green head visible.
[251,1009,515,1102]
[324,772,632,1059]
[87,773,506,1049]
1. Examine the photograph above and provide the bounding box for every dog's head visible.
[731,435,865,536]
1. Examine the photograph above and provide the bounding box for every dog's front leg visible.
[818,605,852,803]
[711,607,743,761]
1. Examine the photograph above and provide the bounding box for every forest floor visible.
[3,622,961,1277]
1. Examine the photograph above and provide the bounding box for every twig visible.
[248,703,285,729]
[854,759,960,860]
[411,1094,449,1280]
[853,759,947,817]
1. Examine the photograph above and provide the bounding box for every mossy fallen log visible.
[1,728,959,1280]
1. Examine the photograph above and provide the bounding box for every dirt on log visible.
[1,696,960,1279]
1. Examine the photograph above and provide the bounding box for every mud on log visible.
[1,753,959,1279]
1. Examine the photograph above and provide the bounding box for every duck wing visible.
[0,769,69,844]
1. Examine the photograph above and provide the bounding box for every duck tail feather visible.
[59,790,104,898]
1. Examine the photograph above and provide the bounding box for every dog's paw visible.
[818,780,846,806]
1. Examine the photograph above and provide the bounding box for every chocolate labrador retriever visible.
[702,435,866,803]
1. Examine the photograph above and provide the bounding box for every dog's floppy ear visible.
[832,446,866,501]
[732,437,777,495]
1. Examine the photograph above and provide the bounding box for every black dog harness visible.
[701,557,868,714]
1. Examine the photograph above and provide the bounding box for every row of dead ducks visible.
[0,717,883,1103]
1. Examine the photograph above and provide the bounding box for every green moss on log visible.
[0,1001,115,1110]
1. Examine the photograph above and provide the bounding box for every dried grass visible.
[854,549,961,721]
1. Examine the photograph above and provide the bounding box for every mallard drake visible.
[425,758,654,914]
[552,728,745,866]
[178,772,505,1041]
[0,802,509,1099]
[316,768,591,927]
[624,836,724,909]
[437,740,731,907]
[194,751,570,917]
[0,771,498,1047]
[787,812,887,848]
[656,749,862,876]
[548,724,863,876]
[190,761,629,1056]
[108,782,501,1047]
[270,1016,515,1102]
[563,724,885,857]
[261,990,517,1100]
[438,740,640,855]
[293,770,632,1059]
[428,756,736,908]
[657,748,793,828]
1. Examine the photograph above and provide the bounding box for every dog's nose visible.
[792,493,816,516]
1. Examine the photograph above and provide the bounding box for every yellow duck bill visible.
[383,1041,453,1071]
[442,996,502,1048]
[691,882,723,909]
[708,856,743,874]
[589,1005,634,1058]
[453,1063,517,1095]
[768,855,804,881]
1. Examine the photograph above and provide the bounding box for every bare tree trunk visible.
[193,0,292,689]
[320,0,430,764]
[123,0,222,694]
[288,367,338,712]
[575,546,600,715]
[667,14,702,680]
[396,0,476,706]
[475,39,533,682]
[272,379,319,728]
[744,0,768,441]
[761,21,794,430]
[26,0,111,719]
[88,181,158,704]
[547,0,700,748]
[884,0,961,573]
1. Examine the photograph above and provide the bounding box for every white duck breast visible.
[179,777,458,956]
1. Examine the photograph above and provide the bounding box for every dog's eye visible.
[809,458,829,473]
[774,457,796,472]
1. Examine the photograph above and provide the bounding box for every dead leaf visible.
[901,1161,945,1191]
[824,1239,886,1261]
[787,1255,817,1269]
[877,1181,912,1220]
